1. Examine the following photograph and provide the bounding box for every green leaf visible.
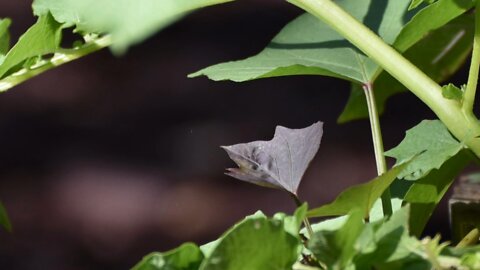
[442,83,464,101]
[199,212,301,270]
[132,243,204,270]
[0,201,11,232]
[0,18,11,56]
[354,206,417,268]
[282,203,308,236]
[339,13,474,122]
[190,0,471,85]
[308,163,407,219]
[0,14,62,79]
[385,120,465,180]
[403,150,471,236]
[308,209,364,269]
[32,0,233,54]
[190,0,417,83]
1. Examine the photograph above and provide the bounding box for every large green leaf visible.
[385,120,465,181]
[132,243,204,270]
[0,14,62,79]
[32,0,233,54]
[199,211,302,270]
[190,0,472,84]
[403,150,471,236]
[308,163,407,219]
[339,13,474,122]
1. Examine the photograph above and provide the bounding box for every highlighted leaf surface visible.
[385,120,464,180]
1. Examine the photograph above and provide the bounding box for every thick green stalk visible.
[464,0,480,114]
[0,35,111,93]
[288,0,480,158]
[363,83,392,217]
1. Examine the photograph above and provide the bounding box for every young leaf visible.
[308,163,407,219]
[339,13,474,122]
[442,83,464,101]
[32,0,234,54]
[0,14,62,79]
[222,121,323,195]
[199,212,301,270]
[402,150,471,236]
[385,120,465,180]
[132,243,204,270]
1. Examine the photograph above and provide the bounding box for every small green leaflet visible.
[132,243,204,270]
[32,0,234,54]
[442,83,464,101]
[385,120,465,181]
[308,163,407,219]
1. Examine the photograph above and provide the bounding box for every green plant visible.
[1,0,480,269]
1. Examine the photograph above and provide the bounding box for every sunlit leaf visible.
[199,211,301,270]
[385,120,465,180]
[222,121,323,195]
[0,14,62,79]
[32,0,234,54]
[132,243,204,270]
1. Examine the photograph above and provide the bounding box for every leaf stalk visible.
[363,82,392,217]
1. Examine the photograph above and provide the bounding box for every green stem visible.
[291,193,314,238]
[456,228,480,248]
[463,0,480,114]
[363,82,392,217]
[287,0,480,158]
[0,35,112,93]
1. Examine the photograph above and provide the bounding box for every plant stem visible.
[0,35,112,93]
[464,0,480,114]
[287,0,480,158]
[290,193,314,238]
[456,228,480,248]
[363,82,392,217]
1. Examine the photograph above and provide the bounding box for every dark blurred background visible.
[0,1,473,269]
